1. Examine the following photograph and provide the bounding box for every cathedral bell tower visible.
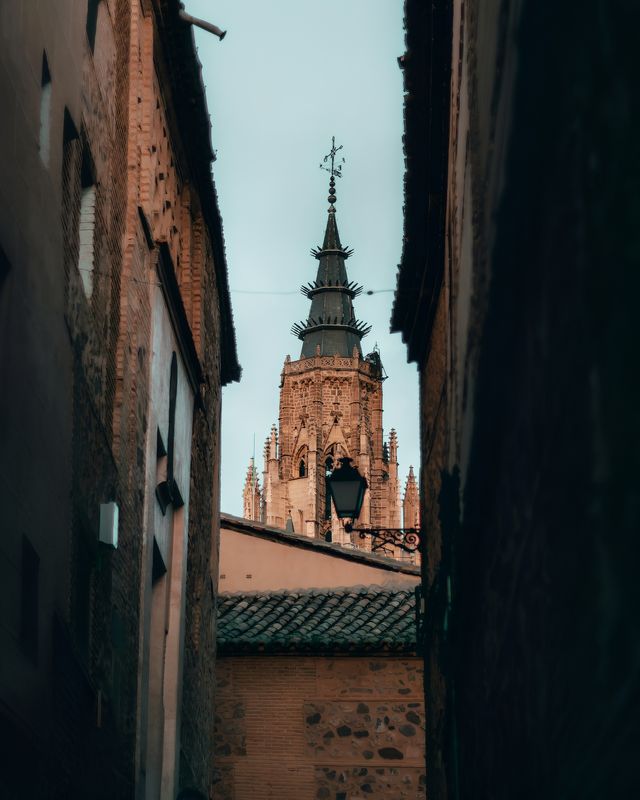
[243,140,404,551]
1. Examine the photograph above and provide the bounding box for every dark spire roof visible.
[292,141,371,357]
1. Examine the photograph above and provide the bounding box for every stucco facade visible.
[220,514,421,593]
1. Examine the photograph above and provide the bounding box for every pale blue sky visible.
[186,0,419,515]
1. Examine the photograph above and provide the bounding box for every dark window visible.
[63,107,79,145]
[324,457,334,520]
[86,0,100,52]
[152,538,167,583]
[155,354,184,512]
[61,108,80,290]
[20,536,39,662]
[298,459,306,478]
[78,145,96,298]
[39,53,52,165]
[155,428,170,514]
[167,352,177,486]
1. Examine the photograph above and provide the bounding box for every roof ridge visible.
[218,584,414,599]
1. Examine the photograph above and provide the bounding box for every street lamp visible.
[326,457,368,520]
[326,458,422,554]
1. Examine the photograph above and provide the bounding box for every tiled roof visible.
[217,585,418,655]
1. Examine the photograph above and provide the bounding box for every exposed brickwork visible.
[58,0,135,793]
[213,656,425,800]
[117,2,229,795]
[0,0,237,797]
[180,216,223,793]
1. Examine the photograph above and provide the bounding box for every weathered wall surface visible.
[397,0,640,797]
[0,1,237,797]
[397,0,525,795]
[120,4,230,796]
[213,656,425,800]
[0,0,133,795]
[180,200,224,796]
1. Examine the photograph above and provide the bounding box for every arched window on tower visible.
[324,454,334,520]
[294,447,308,478]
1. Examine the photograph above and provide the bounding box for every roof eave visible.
[154,0,241,385]
[390,0,454,368]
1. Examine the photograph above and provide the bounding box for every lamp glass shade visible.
[327,458,368,519]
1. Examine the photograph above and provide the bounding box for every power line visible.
[230,288,394,296]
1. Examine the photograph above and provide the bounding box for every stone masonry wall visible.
[213,656,425,800]
[269,353,400,544]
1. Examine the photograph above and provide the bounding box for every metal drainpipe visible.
[178,5,226,40]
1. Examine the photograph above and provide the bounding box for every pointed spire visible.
[268,424,278,460]
[242,457,262,521]
[293,138,371,357]
[403,465,420,529]
[389,428,398,463]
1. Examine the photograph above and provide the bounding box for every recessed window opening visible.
[39,53,52,166]
[324,456,334,520]
[298,459,306,478]
[86,0,100,52]
[78,147,96,299]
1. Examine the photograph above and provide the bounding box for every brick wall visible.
[0,0,235,796]
[180,221,223,792]
[213,656,426,800]
[398,0,640,797]
[59,0,136,793]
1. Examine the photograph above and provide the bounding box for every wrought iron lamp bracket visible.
[343,523,421,554]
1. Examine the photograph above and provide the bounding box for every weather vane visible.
[320,136,346,179]
[320,137,345,210]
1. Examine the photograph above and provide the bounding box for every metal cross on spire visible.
[320,137,346,210]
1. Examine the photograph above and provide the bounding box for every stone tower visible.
[243,142,414,553]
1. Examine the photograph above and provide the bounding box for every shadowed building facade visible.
[243,154,417,558]
[0,2,239,798]
[393,1,640,798]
